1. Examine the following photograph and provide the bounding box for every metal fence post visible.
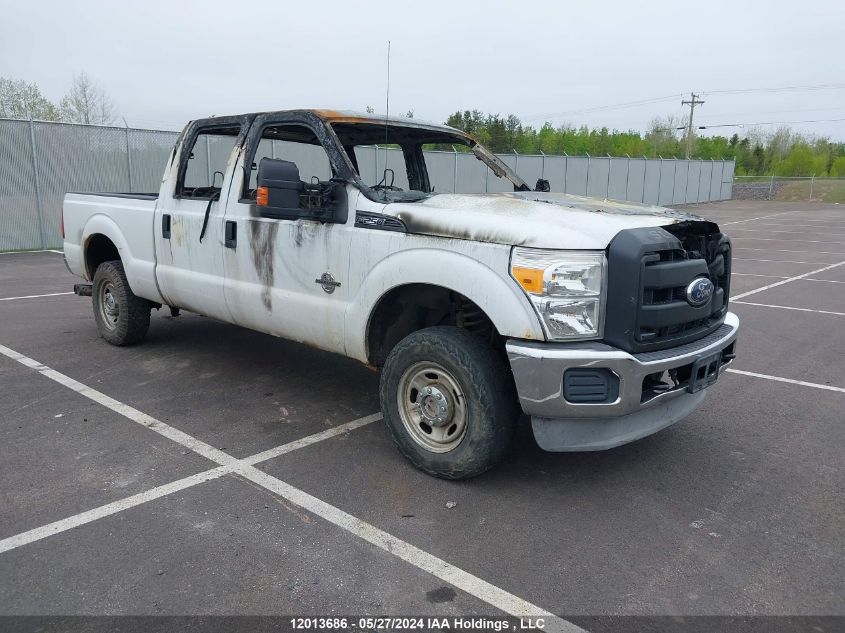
[718,160,725,200]
[28,117,47,249]
[768,173,775,200]
[513,149,519,177]
[657,156,664,205]
[624,154,631,201]
[642,156,648,203]
[697,160,705,202]
[563,152,568,193]
[671,158,678,204]
[452,145,458,193]
[539,150,546,179]
[605,154,612,199]
[585,153,591,196]
[810,174,815,201]
[123,120,133,193]
[485,165,490,193]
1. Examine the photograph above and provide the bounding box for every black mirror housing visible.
[256,158,303,215]
[254,157,346,222]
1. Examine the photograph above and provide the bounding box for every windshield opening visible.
[330,122,528,202]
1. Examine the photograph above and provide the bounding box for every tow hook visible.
[73,283,93,297]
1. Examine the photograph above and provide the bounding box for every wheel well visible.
[366,284,500,367]
[85,234,120,279]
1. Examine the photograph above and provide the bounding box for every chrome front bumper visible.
[506,312,739,451]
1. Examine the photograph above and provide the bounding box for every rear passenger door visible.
[154,118,248,321]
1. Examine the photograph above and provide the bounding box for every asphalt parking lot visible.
[0,201,843,629]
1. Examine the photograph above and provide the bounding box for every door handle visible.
[225,220,237,249]
[162,214,171,239]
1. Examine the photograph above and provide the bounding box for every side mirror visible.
[254,157,346,222]
[256,158,303,216]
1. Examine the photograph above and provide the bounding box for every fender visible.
[345,247,544,363]
[82,214,165,304]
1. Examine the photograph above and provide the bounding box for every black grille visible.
[604,222,731,353]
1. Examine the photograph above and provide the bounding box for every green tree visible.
[829,156,845,177]
[0,77,60,120]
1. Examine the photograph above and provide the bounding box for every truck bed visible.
[62,192,162,304]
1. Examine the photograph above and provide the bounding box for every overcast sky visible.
[2,0,844,140]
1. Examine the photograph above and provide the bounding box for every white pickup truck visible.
[62,109,739,479]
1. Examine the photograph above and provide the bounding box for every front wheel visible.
[379,326,519,479]
[92,260,151,346]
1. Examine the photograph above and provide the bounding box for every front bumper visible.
[506,311,739,451]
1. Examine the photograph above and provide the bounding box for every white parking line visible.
[241,413,382,465]
[726,369,845,394]
[731,301,845,317]
[0,345,575,629]
[736,221,845,228]
[804,278,845,284]
[732,237,845,245]
[0,413,381,555]
[733,258,827,265]
[722,211,799,225]
[728,228,845,237]
[731,261,845,300]
[730,273,790,279]
[734,248,845,256]
[0,292,74,302]
[0,467,231,555]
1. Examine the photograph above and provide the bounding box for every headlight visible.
[510,248,606,340]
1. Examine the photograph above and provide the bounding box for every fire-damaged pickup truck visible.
[62,109,738,479]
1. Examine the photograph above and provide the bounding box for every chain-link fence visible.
[0,118,736,252]
[732,176,845,202]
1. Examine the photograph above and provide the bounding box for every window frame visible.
[174,116,251,200]
[239,122,334,203]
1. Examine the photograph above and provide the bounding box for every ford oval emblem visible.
[686,277,714,307]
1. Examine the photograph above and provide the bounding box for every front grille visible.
[604,222,731,353]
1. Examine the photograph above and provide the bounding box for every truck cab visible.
[62,109,739,479]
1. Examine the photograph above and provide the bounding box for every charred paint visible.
[392,192,706,249]
[248,219,279,310]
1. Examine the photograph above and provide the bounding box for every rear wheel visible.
[379,326,519,479]
[92,260,151,346]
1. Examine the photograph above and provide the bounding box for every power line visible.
[522,83,845,125]
[698,105,845,120]
[703,83,845,96]
[697,117,845,130]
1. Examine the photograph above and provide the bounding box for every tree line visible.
[444,110,845,177]
[0,73,116,125]
[3,75,843,177]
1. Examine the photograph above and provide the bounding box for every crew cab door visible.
[154,118,248,321]
[221,114,353,353]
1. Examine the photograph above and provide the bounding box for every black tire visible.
[92,260,151,346]
[379,326,519,479]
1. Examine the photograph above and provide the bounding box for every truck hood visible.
[388,192,707,249]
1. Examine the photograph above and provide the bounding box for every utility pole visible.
[681,92,704,159]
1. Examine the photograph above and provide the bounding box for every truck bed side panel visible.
[62,193,164,304]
